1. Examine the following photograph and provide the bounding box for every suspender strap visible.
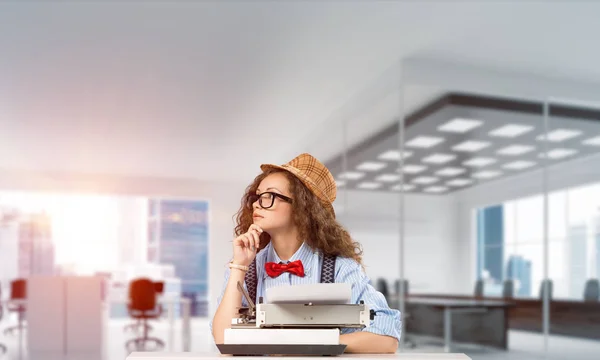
[320,254,337,283]
[245,254,337,305]
[244,259,258,305]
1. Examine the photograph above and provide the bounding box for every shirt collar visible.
[263,241,316,278]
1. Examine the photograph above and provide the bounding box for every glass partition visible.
[294,61,600,358]
[545,97,600,359]
[397,71,550,355]
[340,86,406,353]
[301,74,404,346]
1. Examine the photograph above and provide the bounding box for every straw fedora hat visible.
[260,153,336,216]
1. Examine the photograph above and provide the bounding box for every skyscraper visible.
[18,213,55,277]
[477,205,504,284]
[0,219,19,283]
[506,255,532,297]
[150,200,209,317]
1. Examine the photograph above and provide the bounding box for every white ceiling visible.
[2,1,600,184]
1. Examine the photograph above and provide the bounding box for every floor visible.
[1,318,599,360]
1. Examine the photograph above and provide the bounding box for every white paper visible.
[265,283,352,304]
[224,328,339,345]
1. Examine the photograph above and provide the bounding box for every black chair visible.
[584,279,600,302]
[125,278,165,351]
[539,279,553,300]
[3,279,26,337]
[394,279,409,297]
[0,284,6,354]
[474,279,484,298]
[394,279,416,349]
[375,278,389,298]
[502,279,514,299]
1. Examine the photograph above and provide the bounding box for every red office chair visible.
[3,279,26,337]
[125,278,164,351]
[124,281,164,334]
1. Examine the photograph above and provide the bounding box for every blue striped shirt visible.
[214,241,402,341]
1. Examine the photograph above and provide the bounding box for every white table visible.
[161,296,192,352]
[1,296,192,357]
[127,353,471,360]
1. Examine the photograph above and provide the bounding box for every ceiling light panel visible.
[463,157,497,167]
[412,176,439,185]
[405,136,445,148]
[472,170,503,179]
[422,153,456,164]
[452,140,491,152]
[375,174,401,182]
[338,171,365,180]
[502,160,536,170]
[437,118,483,133]
[541,148,578,159]
[488,124,533,138]
[435,167,466,177]
[399,164,428,174]
[582,136,600,146]
[390,184,416,192]
[446,178,474,187]
[378,150,412,161]
[536,129,582,142]
[356,161,387,171]
[497,145,535,156]
[357,182,382,190]
[423,186,448,193]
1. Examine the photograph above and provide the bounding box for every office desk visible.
[405,294,600,341]
[406,297,513,352]
[503,297,600,340]
[126,353,471,360]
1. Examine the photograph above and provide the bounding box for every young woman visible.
[211,153,401,353]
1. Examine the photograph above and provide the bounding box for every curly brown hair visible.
[234,168,363,264]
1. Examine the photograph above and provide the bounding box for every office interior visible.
[2,2,600,360]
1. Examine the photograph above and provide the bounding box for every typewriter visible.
[216,282,375,356]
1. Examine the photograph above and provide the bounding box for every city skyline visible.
[18,213,55,278]
[479,181,600,300]
[0,193,210,318]
[153,199,209,316]
[507,255,532,297]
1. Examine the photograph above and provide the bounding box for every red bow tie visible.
[265,260,305,278]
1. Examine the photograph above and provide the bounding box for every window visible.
[153,199,209,316]
[476,183,600,300]
[0,193,210,318]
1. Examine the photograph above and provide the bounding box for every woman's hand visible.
[232,224,263,266]
[213,224,264,345]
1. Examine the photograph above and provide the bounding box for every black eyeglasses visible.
[247,192,293,209]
